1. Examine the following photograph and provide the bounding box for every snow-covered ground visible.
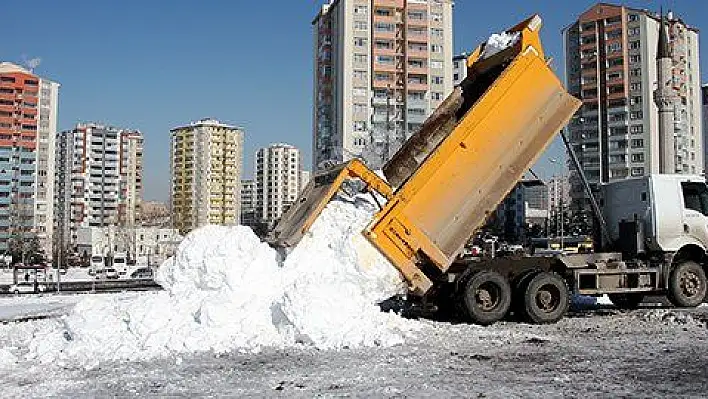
[0,305,707,397]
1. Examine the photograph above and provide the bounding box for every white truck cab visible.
[601,175,708,254]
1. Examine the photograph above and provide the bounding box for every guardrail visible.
[0,279,162,295]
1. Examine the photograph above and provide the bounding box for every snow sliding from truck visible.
[24,195,417,369]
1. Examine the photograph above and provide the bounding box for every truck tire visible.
[461,270,511,325]
[608,293,644,309]
[520,272,569,324]
[668,260,707,308]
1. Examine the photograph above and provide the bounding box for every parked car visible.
[130,268,154,279]
[105,268,119,279]
[9,282,46,295]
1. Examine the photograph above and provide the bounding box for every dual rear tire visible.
[460,270,569,325]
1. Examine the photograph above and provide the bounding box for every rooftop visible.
[170,118,243,132]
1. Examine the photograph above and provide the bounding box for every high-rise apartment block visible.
[54,123,143,252]
[255,144,304,226]
[312,0,454,170]
[0,62,59,258]
[170,119,244,234]
[563,4,702,207]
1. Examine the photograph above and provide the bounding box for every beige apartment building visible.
[170,119,244,234]
[312,0,454,170]
[563,4,702,206]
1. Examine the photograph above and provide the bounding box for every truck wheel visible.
[520,272,569,324]
[461,270,511,325]
[668,261,707,308]
[608,293,644,309]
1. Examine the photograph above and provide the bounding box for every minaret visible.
[654,10,678,174]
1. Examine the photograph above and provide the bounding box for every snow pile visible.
[480,31,520,59]
[640,310,705,328]
[24,196,414,368]
[276,197,410,349]
[0,348,17,369]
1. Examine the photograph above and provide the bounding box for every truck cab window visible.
[681,182,708,216]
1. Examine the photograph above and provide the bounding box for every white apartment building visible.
[255,144,304,226]
[312,0,454,170]
[75,226,182,266]
[0,62,59,259]
[55,123,144,253]
[452,52,468,86]
[563,5,703,206]
[170,118,244,234]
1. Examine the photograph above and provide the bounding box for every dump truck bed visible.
[364,15,582,295]
[270,15,581,297]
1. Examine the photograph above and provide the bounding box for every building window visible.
[430,60,443,69]
[354,21,368,30]
[432,92,444,101]
[431,28,443,38]
[631,153,645,162]
[432,76,444,85]
[631,167,644,176]
[353,121,367,132]
[431,44,443,53]
[629,41,640,50]
[630,125,644,134]
[630,111,643,120]
[353,87,367,97]
[374,22,394,32]
[353,70,367,80]
[376,55,394,65]
[354,54,367,64]
[631,139,644,148]
[354,5,367,14]
[354,37,367,47]
[431,12,443,22]
[628,14,639,22]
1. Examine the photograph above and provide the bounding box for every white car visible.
[9,282,46,295]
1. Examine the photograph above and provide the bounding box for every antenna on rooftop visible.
[21,54,42,73]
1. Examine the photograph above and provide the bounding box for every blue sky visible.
[2,1,706,201]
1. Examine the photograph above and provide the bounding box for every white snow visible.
[14,195,414,369]
[480,31,520,59]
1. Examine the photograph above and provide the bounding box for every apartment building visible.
[170,118,244,234]
[240,179,257,227]
[55,123,144,253]
[255,144,304,226]
[547,175,571,212]
[312,0,454,170]
[494,180,549,243]
[563,4,702,207]
[0,62,59,258]
[452,52,468,86]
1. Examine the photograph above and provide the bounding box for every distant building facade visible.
[452,53,468,86]
[255,144,304,226]
[0,62,60,258]
[55,123,144,254]
[170,119,244,234]
[240,179,257,227]
[312,0,455,170]
[75,225,182,266]
[563,5,702,209]
[493,180,549,243]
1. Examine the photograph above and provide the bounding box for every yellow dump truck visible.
[270,15,708,324]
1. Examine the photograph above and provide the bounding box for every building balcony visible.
[374,0,404,8]
[407,65,429,75]
[407,82,428,91]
